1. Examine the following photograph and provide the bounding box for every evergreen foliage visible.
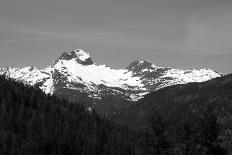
[0,76,148,155]
[0,74,231,155]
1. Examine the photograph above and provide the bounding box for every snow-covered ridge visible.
[50,57,143,88]
[0,49,222,101]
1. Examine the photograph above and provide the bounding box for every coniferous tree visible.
[0,76,149,155]
[149,110,171,155]
[197,105,227,155]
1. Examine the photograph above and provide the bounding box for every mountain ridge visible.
[0,49,221,114]
[112,73,232,132]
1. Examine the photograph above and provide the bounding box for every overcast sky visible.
[0,0,231,74]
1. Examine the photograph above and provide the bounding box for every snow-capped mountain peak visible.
[0,49,222,102]
[126,60,158,73]
[54,49,93,66]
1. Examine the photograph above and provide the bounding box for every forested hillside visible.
[113,74,232,154]
[0,76,150,155]
[0,74,231,155]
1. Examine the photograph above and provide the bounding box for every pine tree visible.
[198,105,227,155]
[149,110,171,155]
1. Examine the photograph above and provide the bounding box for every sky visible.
[0,0,231,74]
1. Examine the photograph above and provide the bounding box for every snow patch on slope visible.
[0,49,222,102]
[50,58,143,89]
[162,68,221,83]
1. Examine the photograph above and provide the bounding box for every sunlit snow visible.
[0,49,221,101]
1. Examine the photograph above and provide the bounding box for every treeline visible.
[146,76,232,155]
[0,76,151,155]
[114,74,232,154]
[0,75,230,155]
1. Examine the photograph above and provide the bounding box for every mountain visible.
[111,73,232,153]
[113,73,232,132]
[0,49,221,114]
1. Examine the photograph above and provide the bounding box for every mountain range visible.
[0,48,231,154]
[0,49,221,114]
